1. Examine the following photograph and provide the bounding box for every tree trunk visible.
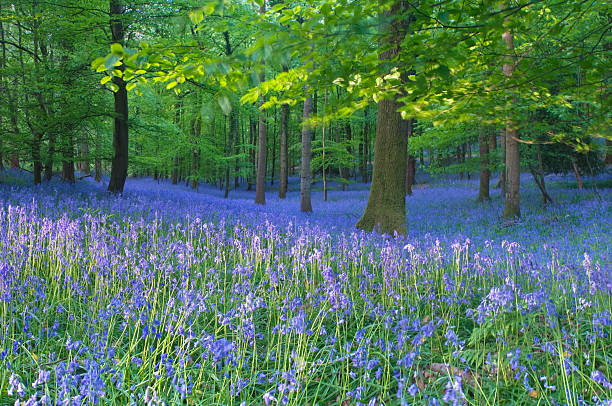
[62,133,75,183]
[270,106,277,186]
[247,115,255,191]
[225,110,237,198]
[477,132,490,201]
[300,93,313,212]
[33,134,43,184]
[94,130,102,182]
[605,139,612,165]
[496,128,506,192]
[191,117,200,190]
[502,24,520,219]
[107,0,129,193]
[362,106,369,183]
[357,0,409,235]
[255,85,267,204]
[254,3,267,204]
[80,138,90,174]
[278,96,289,198]
[405,119,414,195]
[572,160,583,190]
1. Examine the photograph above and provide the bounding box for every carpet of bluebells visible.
[0,169,611,406]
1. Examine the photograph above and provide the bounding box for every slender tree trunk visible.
[356,0,408,235]
[94,131,102,181]
[605,139,612,165]
[225,110,237,198]
[496,128,506,192]
[300,93,313,212]
[502,23,520,218]
[80,137,90,174]
[171,156,178,184]
[278,95,289,198]
[255,89,267,204]
[362,106,369,183]
[405,119,414,195]
[107,0,129,193]
[191,117,200,190]
[572,160,583,190]
[247,115,255,191]
[254,3,267,204]
[62,134,75,183]
[477,131,490,201]
[270,106,277,186]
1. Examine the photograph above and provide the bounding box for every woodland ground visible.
[0,170,611,405]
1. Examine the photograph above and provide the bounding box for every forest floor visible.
[0,170,611,405]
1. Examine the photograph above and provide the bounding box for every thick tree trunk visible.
[107,0,129,193]
[279,100,289,198]
[300,94,313,212]
[356,0,409,235]
[502,25,520,219]
[477,132,490,201]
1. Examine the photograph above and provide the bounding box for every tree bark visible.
[247,115,255,190]
[477,131,490,201]
[405,119,415,195]
[356,1,408,235]
[278,95,289,198]
[80,137,90,174]
[107,0,129,193]
[362,106,369,183]
[225,110,237,198]
[254,3,267,204]
[300,93,313,212]
[502,23,520,219]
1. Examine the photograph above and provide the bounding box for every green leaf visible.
[109,83,119,92]
[189,8,204,25]
[204,2,216,15]
[104,55,120,70]
[437,11,450,25]
[100,76,112,85]
[110,43,123,56]
[126,82,137,91]
[166,81,178,90]
[91,57,106,70]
